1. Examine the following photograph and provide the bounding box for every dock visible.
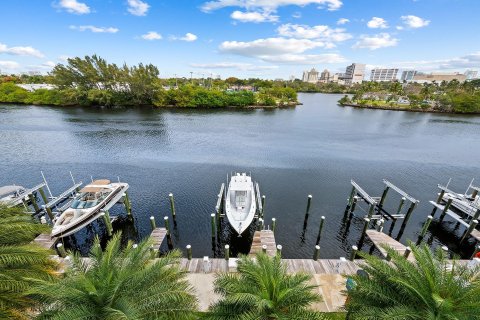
[249,230,276,257]
[366,230,409,258]
[150,227,168,249]
[429,201,480,241]
[33,233,57,249]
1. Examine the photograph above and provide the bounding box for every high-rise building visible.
[411,72,467,84]
[344,63,365,85]
[319,69,330,83]
[302,68,319,83]
[401,70,417,82]
[464,70,478,80]
[370,68,399,82]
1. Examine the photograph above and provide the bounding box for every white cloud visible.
[231,10,279,23]
[201,0,343,12]
[43,61,56,68]
[277,24,352,43]
[190,62,278,71]
[59,55,71,62]
[353,33,398,50]
[69,25,119,33]
[0,60,20,70]
[141,31,162,40]
[367,17,388,29]
[172,33,198,42]
[260,53,346,64]
[127,0,150,16]
[292,11,302,19]
[396,52,480,71]
[337,18,349,25]
[0,42,44,58]
[58,0,90,14]
[400,15,430,29]
[220,37,326,56]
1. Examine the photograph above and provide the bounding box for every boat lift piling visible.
[169,193,177,225]
[304,195,312,226]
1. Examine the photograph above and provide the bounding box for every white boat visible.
[225,173,256,235]
[0,185,28,205]
[442,192,480,217]
[51,179,128,238]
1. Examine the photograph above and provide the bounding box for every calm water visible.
[1,93,479,258]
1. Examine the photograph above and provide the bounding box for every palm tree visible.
[33,233,198,320]
[203,253,326,320]
[0,206,58,319]
[345,243,480,319]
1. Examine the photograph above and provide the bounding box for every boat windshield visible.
[70,190,110,209]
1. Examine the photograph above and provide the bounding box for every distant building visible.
[411,72,467,84]
[319,69,330,83]
[302,68,319,83]
[464,70,478,80]
[344,63,365,85]
[401,70,417,82]
[370,68,399,82]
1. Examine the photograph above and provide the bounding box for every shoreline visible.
[339,103,480,115]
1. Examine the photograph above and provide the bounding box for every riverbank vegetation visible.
[0,55,297,108]
[338,80,480,113]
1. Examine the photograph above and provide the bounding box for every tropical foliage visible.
[0,56,298,107]
[32,233,198,320]
[345,243,480,319]
[203,253,325,320]
[0,206,57,319]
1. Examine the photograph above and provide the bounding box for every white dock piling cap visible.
[262,245,267,249]
[56,243,63,248]
[441,246,448,252]
[315,245,320,250]
[321,216,325,220]
[211,213,215,217]
[150,216,155,220]
[186,244,191,249]
[132,244,138,249]
[262,195,265,199]
[169,193,173,197]
[427,215,433,219]
[277,245,282,250]
[225,245,230,249]
[402,197,406,200]
[352,245,358,250]
[308,195,312,198]
[164,216,168,220]
[272,218,276,221]
[100,212,105,216]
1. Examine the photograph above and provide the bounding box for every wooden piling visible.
[349,245,358,261]
[38,187,48,204]
[271,218,276,233]
[367,204,375,219]
[396,197,406,215]
[276,244,282,257]
[101,212,112,237]
[436,189,445,204]
[28,193,40,212]
[313,245,320,261]
[210,213,216,238]
[376,218,385,233]
[187,245,192,260]
[150,216,156,231]
[361,218,370,238]
[261,195,266,216]
[461,219,478,243]
[350,196,358,213]
[379,186,390,207]
[404,246,412,259]
[315,216,325,245]
[416,215,433,245]
[164,216,170,236]
[347,186,356,208]
[471,244,480,259]
[169,193,176,221]
[124,192,132,216]
[399,202,416,231]
[225,245,230,261]
[257,218,263,231]
[305,195,312,218]
[56,243,67,258]
[262,244,267,254]
[439,198,453,222]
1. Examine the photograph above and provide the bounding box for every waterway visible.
[0,93,479,258]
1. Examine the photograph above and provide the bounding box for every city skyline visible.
[1,0,479,79]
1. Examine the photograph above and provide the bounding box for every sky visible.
[0,0,479,79]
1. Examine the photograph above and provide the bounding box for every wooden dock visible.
[33,233,57,249]
[150,227,168,248]
[249,230,276,257]
[430,201,480,241]
[366,230,409,258]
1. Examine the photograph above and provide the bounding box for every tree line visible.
[0,55,297,108]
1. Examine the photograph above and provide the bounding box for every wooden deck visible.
[430,201,480,241]
[33,233,57,249]
[150,227,168,248]
[249,230,276,257]
[366,230,409,258]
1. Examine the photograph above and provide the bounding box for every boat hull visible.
[225,174,257,235]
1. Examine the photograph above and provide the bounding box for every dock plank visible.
[249,230,277,257]
[366,230,410,258]
[150,227,167,248]
[33,233,57,250]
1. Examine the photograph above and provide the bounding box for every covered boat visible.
[225,173,256,235]
[51,179,128,238]
[0,185,27,205]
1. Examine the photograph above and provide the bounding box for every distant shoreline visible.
[339,103,480,115]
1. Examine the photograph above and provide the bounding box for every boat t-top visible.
[51,179,128,238]
[441,179,480,218]
[225,173,256,235]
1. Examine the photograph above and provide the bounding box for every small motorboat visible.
[225,173,256,235]
[0,185,28,206]
[51,179,128,238]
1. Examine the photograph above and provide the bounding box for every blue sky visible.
[0,0,479,79]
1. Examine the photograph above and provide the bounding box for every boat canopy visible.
[80,180,111,193]
[0,186,24,198]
